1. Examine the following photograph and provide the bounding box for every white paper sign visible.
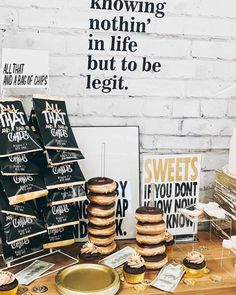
[1,48,49,88]
[73,126,140,240]
[142,154,201,236]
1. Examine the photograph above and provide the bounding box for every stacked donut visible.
[135,207,168,270]
[87,177,117,255]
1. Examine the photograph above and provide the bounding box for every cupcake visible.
[183,251,206,278]
[78,241,101,263]
[164,231,174,254]
[123,253,146,284]
[0,272,18,295]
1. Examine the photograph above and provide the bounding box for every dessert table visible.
[3,232,236,295]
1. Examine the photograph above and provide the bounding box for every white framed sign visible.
[73,126,140,240]
[1,48,49,89]
[142,154,201,236]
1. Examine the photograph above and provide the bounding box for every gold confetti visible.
[133,284,147,291]
[183,278,195,286]
[198,245,208,251]
[204,268,210,274]
[116,267,123,276]
[210,275,222,282]
[142,279,152,286]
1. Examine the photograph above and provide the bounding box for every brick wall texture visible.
[0,0,236,199]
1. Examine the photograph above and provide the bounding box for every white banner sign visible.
[142,154,201,236]
[1,48,49,89]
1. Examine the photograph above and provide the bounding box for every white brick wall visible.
[0,0,236,198]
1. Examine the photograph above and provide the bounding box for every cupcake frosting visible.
[80,241,99,254]
[0,272,15,286]
[127,253,145,269]
[186,251,204,264]
[165,231,173,242]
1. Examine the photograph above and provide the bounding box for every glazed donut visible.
[88,233,116,246]
[88,213,116,226]
[136,232,165,245]
[136,242,166,256]
[87,191,117,206]
[136,220,166,235]
[87,177,117,194]
[98,241,117,255]
[135,206,163,223]
[87,202,116,217]
[144,253,168,270]
[87,222,116,236]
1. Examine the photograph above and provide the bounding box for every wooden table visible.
[4,232,236,295]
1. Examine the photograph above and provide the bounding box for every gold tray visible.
[55,263,120,295]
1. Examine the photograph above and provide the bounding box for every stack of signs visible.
[31,95,86,249]
[0,99,47,263]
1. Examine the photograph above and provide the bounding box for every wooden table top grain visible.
[2,232,236,295]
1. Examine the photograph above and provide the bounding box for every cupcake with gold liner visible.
[183,251,206,278]
[164,231,175,255]
[78,241,101,263]
[123,253,146,284]
[0,272,18,295]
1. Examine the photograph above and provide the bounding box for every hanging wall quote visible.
[86,0,167,93]
[142,154,201,236]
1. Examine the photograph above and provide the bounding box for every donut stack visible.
[87,177,117,255]
[135,207,168,270]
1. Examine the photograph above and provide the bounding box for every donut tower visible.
[86,177,117,255]
[135,206,168,270]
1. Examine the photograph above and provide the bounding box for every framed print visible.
[73,126,140,240]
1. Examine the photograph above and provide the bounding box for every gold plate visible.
[55,263,120,295]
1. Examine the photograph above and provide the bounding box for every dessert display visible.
[183,251,206,278]
[87,177,117,255]
[78,241,101,263]
[0,271,18,295]
[123,252,146,284]
[164,231,175,254]
[135,206,168,270]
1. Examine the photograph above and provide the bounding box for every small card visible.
[15,260,54,285]
[100,246,136,268]
[151,264,184,292]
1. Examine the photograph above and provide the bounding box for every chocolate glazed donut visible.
[144,253,168,270]
[136,242,166,256]
[87,202,116,217]
[136,220,166,235]
[87,191,117,206]
[136,232,165,245]
[88,213,116,226]
[98,241,117,255]
[88,233,116,246]
[135,206,163,223]
[87,177,117,194]
[87,222,116,236]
